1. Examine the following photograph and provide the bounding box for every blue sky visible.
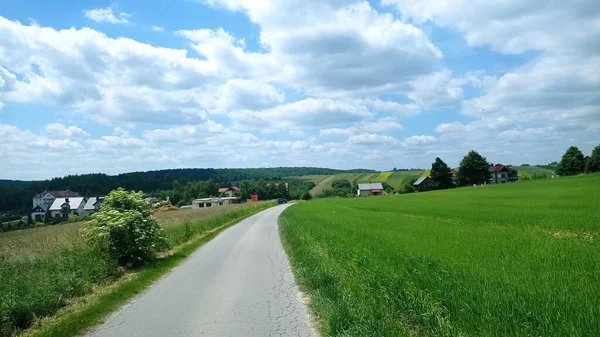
[0,0,599,180]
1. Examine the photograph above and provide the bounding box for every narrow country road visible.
[87,204,317,337]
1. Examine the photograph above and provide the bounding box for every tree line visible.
[0,167,373,213]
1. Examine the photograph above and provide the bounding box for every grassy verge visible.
[280,175,600,336]
[1,201,275,337]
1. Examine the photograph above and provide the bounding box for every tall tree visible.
[457,150,491,186]
[430,157,454,189]
[557,146,585,176]
[585,145,600,173]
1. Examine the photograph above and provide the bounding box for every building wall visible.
[358,190,373,197]
[33,194,55,210]
[490,172,518,184]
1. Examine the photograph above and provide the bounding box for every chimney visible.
[65,198,70,203]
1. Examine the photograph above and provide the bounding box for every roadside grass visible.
[0,201,275,337]
[280,175,600,336]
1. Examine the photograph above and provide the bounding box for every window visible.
[206,203,212,208]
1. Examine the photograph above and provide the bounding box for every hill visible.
[302,170,424,196]
[0,167,377,213]
[515,165,556,178]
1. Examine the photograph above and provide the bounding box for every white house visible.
[357,183,384,197]
[190,197,242,209]
[48,197,87,219]
[31,190,80,221]
[82,197,105,217]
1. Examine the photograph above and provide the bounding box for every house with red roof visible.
[489,164,519,184]
[218,186,240,197]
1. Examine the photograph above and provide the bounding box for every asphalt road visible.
[87,204,317,337]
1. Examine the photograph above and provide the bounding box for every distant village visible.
[28,186,254,224]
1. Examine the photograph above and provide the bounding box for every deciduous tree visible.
[557,146,585,176]
[430,157,454,189]
[457,151,491,186]
[585,145,600,173]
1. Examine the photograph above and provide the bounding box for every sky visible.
[0,0,599,180]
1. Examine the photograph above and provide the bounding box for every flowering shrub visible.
[83,188,168,267]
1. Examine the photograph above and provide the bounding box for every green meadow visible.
[280,175,600,336]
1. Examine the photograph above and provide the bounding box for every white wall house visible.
[190,197,242,209]
[82,197,105,217]
[48,197,87,219]
[32,190,80,220]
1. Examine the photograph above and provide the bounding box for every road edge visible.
[18,202,277,337]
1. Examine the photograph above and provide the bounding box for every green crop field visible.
[384,171,423,190]
[304,171,425,195]
[515,165,556,178]
[280,175,600,336]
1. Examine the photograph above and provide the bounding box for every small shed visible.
[413,176,430,192]
[357,183,384,197]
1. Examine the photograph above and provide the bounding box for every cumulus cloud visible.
[45,123,90,137]
[84,6,131,24]
[403,135,437,146]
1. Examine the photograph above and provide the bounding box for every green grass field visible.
[303,171,424,195]
[515,165,556,178]
[0,202,275,336]
[280,175,600,336]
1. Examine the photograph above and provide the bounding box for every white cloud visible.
[151,25,164,32]
[202,1,442,96]
[402,135,437,146]
[229,97,374,130]
[45,123,90,137]
[84,6,131,24]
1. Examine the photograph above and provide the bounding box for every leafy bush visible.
[331,179,351,189]
[301,192,313,201]
[83,189,168,267]
[34,221,46,228]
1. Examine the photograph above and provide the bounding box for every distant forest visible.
[0,167,376,213]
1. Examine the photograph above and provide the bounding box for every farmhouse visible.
[413,176,431,191]
[48,197,87,219]
[82,197,105,217]
[218,186,240,197]
[190,197,242,209]
[489,164,519,184]
[357,183,384,196]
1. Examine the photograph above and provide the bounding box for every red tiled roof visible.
[46,190,80,198]
[489,164,517,172]
[218,186,240,193]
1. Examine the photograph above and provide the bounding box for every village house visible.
[413,176,431,192]
[48,197,87,219]
[218,186,240,197]
[357,183,384,196]
[489,164,519,184]
[31,190,80,221]
[81,197,105,218]
[190,197,242,209]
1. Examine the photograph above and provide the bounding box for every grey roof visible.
[413,176,429,186]
[84,197,104,210]
[357,183,384,190]
[49,197,86,211]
